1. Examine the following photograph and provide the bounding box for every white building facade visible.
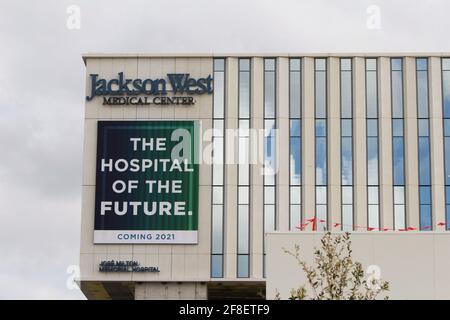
[79,54,450,300]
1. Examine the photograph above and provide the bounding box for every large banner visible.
[94,121,199,244]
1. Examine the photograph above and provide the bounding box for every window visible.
[341,58,353,231]
[315,58,327,231]
[391,58,406,230]
[289,58,302,230]
[263,58,276,277]
[416,58,432,230]
[211,58,225,278]
[237,58,250,277]
[366,58,380,230]
[443,58,450,230]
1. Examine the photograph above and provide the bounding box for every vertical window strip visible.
[237,58,250,278]
[263,58,276,277]
[366,58,380,230]
[340,58,353,231]
[211,58,225,278]
[416,58,432,230]
[315,58,327,231]
[391,58,406,230]
[443,58,450,230]
[289,58,302,230]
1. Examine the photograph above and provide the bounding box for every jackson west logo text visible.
[86,72,213,106]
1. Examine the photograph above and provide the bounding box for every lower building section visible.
[79,281,265,300]
[266,232,450,300]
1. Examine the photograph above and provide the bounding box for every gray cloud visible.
[0,0,449,299]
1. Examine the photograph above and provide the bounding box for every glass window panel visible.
[238,137,249,164]
[394,205,406,230]
[316,137,327,185]
[316,186,327,204]
[264,205,275,232]
[265,58,275,71]
[367,137,379,185]
[315,71,326,118]
[368,186,379,204]
[264,186,275,204]
[420,186,431,205]
[214,59,224,71]
[212,187,223,204]
[290,58,301,71]
[238,164,249,185]
[315,119,326,136]
[418,119,429,137]
[341,137,353,185]
[239,72,250,118]
[417,71,429,118]
[239,58,250,71]
[290,119,301,137]
[212,164,223,185]
[443,72,450,118]
[446,138,450,185]
[238,205,249,253]
[290,72,301,118]
[367,119,378,136]
[316,205,327,231]
[368,205,379,230]
[416,58,428,71]
[444,119,450,137]
[315,58,326,71]
[420,205,432,230]
[341,58,352,71]
[264,119,276,137]
[290,137,301,185]
[238,186,249,204]
[446,205,450,230]
[212,205,223,254]
[290,204,301,230]
[342,205,353,231]
[394,186,405,204]
[237,255,249,278]
[213,72,224,118]
[392,119,403,137]
[391,71,403,118]
[342,186,353,204]
[366,71,378,118]
[341,119,352,137]
[393,137,405,185]
[418,137,431,186]
[341,71,352,118]
[290,186,301,204]
[443,58,450,71]
[264,72,275,118]
[446,186,450,204]
[211,255,223,278]
[213,120,224,135]
[366,58,377,71]
[391,58,402,71]
[213,137,223,164]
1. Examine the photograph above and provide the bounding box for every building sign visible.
[86,72,213,105]
[99,260,160,273]
[94,120,199,244]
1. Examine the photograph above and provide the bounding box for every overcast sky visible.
[0,0,449,299]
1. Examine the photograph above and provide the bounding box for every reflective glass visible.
[211,255,223,278]
[290,137,301,185]
[316,137,327,185]
[290,71,301,118]
[393,137,405,185]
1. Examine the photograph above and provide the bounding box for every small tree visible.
[281,232,389,300]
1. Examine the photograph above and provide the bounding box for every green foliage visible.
[281,232,389,300]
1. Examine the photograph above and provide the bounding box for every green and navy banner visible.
[94,121,199,244]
